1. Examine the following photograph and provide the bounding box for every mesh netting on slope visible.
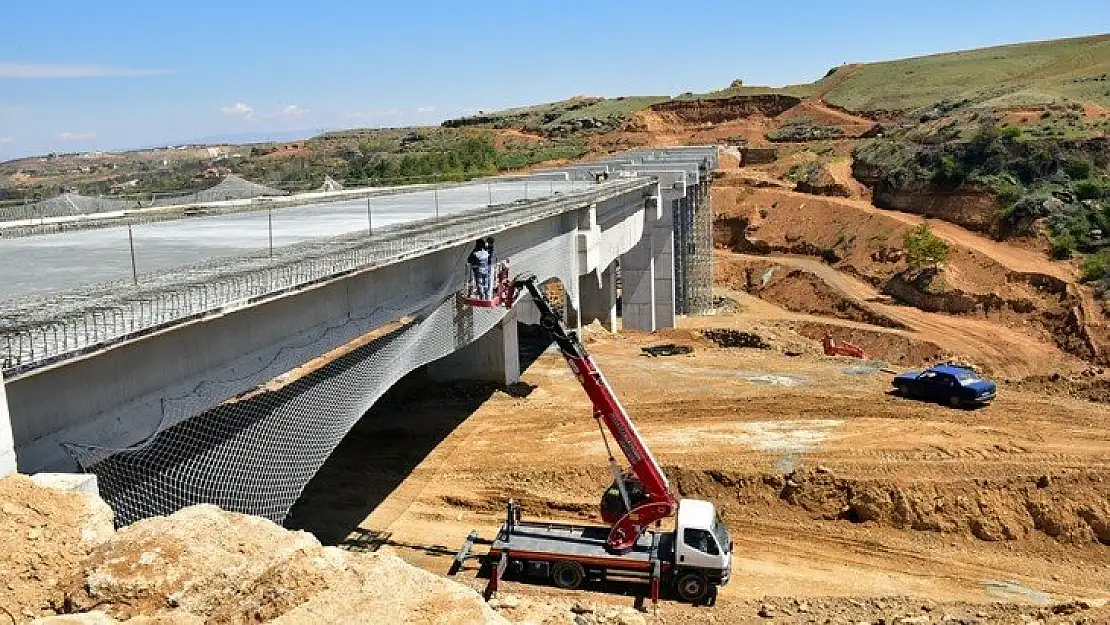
[183,175,287,203]
[0,193,133,221]
[64,233,577,526]
[3,176,287,223]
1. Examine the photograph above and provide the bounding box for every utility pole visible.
[434,187,440,219]
[366,197,373,234]
[268,205,274,258]
[128,224,138,285]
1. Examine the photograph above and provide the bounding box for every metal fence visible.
[1,178,651,376]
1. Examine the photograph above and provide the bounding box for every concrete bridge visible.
[0,147,716,524]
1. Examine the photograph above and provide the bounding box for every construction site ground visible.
[288,305,1109,624]
[286,148,1110,623]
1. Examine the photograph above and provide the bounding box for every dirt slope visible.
[719,252,1082,377]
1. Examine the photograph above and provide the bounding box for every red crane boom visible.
[515,277,676,553]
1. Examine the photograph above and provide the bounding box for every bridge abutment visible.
[0,375,15,477]
[427,309,521,385]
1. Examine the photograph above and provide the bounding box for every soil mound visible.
[2,476,509,624]
[0,475,114,623]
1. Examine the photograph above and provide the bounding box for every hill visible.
[3,33,1108,205]
[815,33,1110,114]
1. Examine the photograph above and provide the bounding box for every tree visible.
[903,221,949,270]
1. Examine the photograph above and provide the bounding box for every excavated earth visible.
[284,318,1110,624]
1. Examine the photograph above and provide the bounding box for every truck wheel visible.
[674,571,709,603]
[948,395,962,408]
[551,560,585,590]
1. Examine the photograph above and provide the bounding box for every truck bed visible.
[492,519,674,570]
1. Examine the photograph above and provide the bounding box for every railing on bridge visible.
[1,178,652,377]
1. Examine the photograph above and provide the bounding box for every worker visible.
[468,238,492,300]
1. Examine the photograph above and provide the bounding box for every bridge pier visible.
[620,231,655,331]
[621,191,676,332]
[653,200,677,330]
[427,309,521,385]
[578,265,617,333]
[1,375,15,477]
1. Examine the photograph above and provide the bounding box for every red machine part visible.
[464,262,514,309]
[823,334,867,359]
[517,278,676,553]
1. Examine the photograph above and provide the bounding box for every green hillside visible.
[816,34,1110,113]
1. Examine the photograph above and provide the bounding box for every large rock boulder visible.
[59,504,508,624]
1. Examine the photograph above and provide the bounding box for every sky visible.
[0,0,1107,160]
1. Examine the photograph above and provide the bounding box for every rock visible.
[60,504,509,624]
[1051,601,1086,615]
[616,607,648,625]
[571,602,594,614]
[797,600,810,613]
[758,603,776,618]
[897,616,931,624]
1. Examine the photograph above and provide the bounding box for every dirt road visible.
[725,252,1084,377]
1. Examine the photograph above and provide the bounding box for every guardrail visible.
[1,178,653,376]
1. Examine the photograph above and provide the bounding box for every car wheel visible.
[675,571,709,603]
[948,395,962,408]
[551,560,585,590]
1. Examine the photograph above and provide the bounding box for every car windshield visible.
[711,515,731,554]
[953,370,980,384]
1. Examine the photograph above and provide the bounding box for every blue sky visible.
[0,0,1107,160]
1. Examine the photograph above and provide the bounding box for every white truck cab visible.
[672,498,732,601]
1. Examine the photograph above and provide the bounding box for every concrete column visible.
[621,230,656,332]
[427,310,520,385]
[653,203,677,330]
[1,374,16,476]
[578,265,617,333]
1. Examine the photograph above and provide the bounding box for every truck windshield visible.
[712,515,731,554]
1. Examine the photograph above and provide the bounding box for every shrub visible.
[903,221,950,270]
[999,126,1023,139]
[1081,250,1110,282]
[932,154,967,186]
[1076,177,1110,201]
[1050,232,1076,260]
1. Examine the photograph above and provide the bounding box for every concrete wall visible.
[428,308,521,384]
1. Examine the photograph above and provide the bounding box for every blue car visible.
[892,364,996,407]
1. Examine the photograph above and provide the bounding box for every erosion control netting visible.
[63,233,577,526]
[1,176,286,223]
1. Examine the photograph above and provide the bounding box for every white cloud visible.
[415,105,437,113]
[0,136,12,144]
[221,102,254,118]
[0,62,173,78]
[278,104,308,118]
[58,132,96,141]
